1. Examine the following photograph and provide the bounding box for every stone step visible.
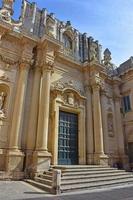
[61,172,131,180]
[61,178,133,192]
[52,165,111,169]
[38,174,53,180]
[26,179,53,193]
[61,168,120,173]
[62,169,125,176]
[61,174,133,185]
[34,177,53,186]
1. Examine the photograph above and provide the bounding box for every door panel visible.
[58,111,78,165]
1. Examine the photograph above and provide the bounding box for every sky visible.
[0,0,133,66]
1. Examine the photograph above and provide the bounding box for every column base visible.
[87,153,94,165]
[25,150,34,177]
[94,153,109,166]
[33,151,51,173]
[6,149,25,172]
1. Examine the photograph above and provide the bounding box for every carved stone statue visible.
[89,37,98,62]
[102,48,114,75]
[46,16,56,38]
[0,0,14,23]
[0,92,6,119]
[103,48,112,66]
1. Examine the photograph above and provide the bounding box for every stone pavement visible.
[1,181,133,200]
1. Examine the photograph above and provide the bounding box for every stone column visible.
[25,66,42,172]
[92,84,108,165]
[101,91,109,154]
[85,85,94,164]
[7,60,30,172]
[33,62,53,172]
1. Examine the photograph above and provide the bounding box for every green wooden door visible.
[58,111,78,165]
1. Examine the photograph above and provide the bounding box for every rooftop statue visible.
[0,0,14,23]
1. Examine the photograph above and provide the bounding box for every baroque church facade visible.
[0,0,133,178]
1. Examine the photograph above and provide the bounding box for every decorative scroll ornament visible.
[52,80,84,96]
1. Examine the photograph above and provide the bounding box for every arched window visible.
[63,34,72,50]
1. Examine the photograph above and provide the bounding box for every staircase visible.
[26,165,133,194]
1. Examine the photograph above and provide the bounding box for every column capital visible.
[90,73,104,91]
[19,58,33,70]
[42,60,54,74]
[84,84,92,93]
[92,84,101,91]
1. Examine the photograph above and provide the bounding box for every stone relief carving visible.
[0,91,6,120]
[67,93,74,105]
[0,73,9,81]
[107,114,114,137]
[63,92,80,108]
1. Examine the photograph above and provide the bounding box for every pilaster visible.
[101,90,109,154]
[91,73,108,165]
[85,85,94,164]
[113,78,129,169]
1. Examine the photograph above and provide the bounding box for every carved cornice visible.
[0,53,19,65]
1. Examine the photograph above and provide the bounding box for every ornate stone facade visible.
[0,0,132,178]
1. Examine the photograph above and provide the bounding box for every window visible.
[63,34,72,50]
[123,95,131,112]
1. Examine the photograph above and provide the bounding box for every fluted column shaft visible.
[9,62,30,150]
[27,67,41,150]
[36,65,53,152]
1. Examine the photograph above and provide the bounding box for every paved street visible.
[1,181,133,200]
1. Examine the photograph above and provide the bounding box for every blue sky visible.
[1,0,133,66]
